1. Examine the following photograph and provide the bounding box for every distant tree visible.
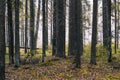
[0,0,6,79]
[90,0,98,65]
[7,0,14,64]
[15,0,20,67]
[56,0,66,57]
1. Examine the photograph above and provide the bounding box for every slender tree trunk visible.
[90,0,98,65]
[21,27,24,47]
[25,0,28,54]
[115,0,117,54]
[45,0,48,48]
[50,0,53,45]
[34,0,41,50]
[52,0,57,56]
[20,9,24,47]
[0,0,6,79]
[42,0,46,62]
[8,0,14,64]
[5,23,9,47]
[103,0,108,48]
[30,0,35,56]
[117,0,119,49]
[107,0,112,62]
[15,0,20,67]
[21,7,25,47]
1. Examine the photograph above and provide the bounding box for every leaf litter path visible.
[5,56,120,80]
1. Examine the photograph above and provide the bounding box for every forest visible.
[0,0,120,80]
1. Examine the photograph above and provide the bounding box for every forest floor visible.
[5,54,120,80]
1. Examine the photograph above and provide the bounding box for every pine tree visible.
[69,0,76,55]
[52,0,57,56]
[69,0,83,56]
[15,0,20,67]
[107,0,112,62]
[42,0,46,62]
[30,0,35,56]
[74,0,83,68]
[0,0,6,79]
[45,0,48,48]
[56,0,66,57]
[7,0,14,64]
[25,0,28,54]
[90,0,98,65]
[34,0,41,51]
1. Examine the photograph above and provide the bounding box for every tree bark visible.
[42,0,46,62]
[107,0,112,62]
[15,0,20,67]
[30,0,35,56]
[25,0,28,54]
[69,0,76,55]
[56,0,66,57]
[7,0,14,64]
[74,0,83,68]
[0,0,6,79]
[115,0,117,54]
[90,0,98,65]
[34,0,41,50]
[52,0,57,56]
[45,0,48,48]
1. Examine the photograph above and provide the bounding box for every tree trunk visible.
[74,0,83,68]
[107,0,112,62]
[50,0,53,45]
[90,0,98,65]
[69,0,76,55]
[117,0,120,49]
[0,0,5,79]
[42,0,46,62]
[45,0,48,48]
[69,0,83,56]
[34,0,41,50]
[15,0,20,67]
[7,0,14,64]
[56,0,66,57]
[52,0,57,56]
[103,0,112,62]
[25,0,28,54]
[117,0,119,49]
[115,0,117,54]
[30,0,35,56]
[103,0,109,48]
